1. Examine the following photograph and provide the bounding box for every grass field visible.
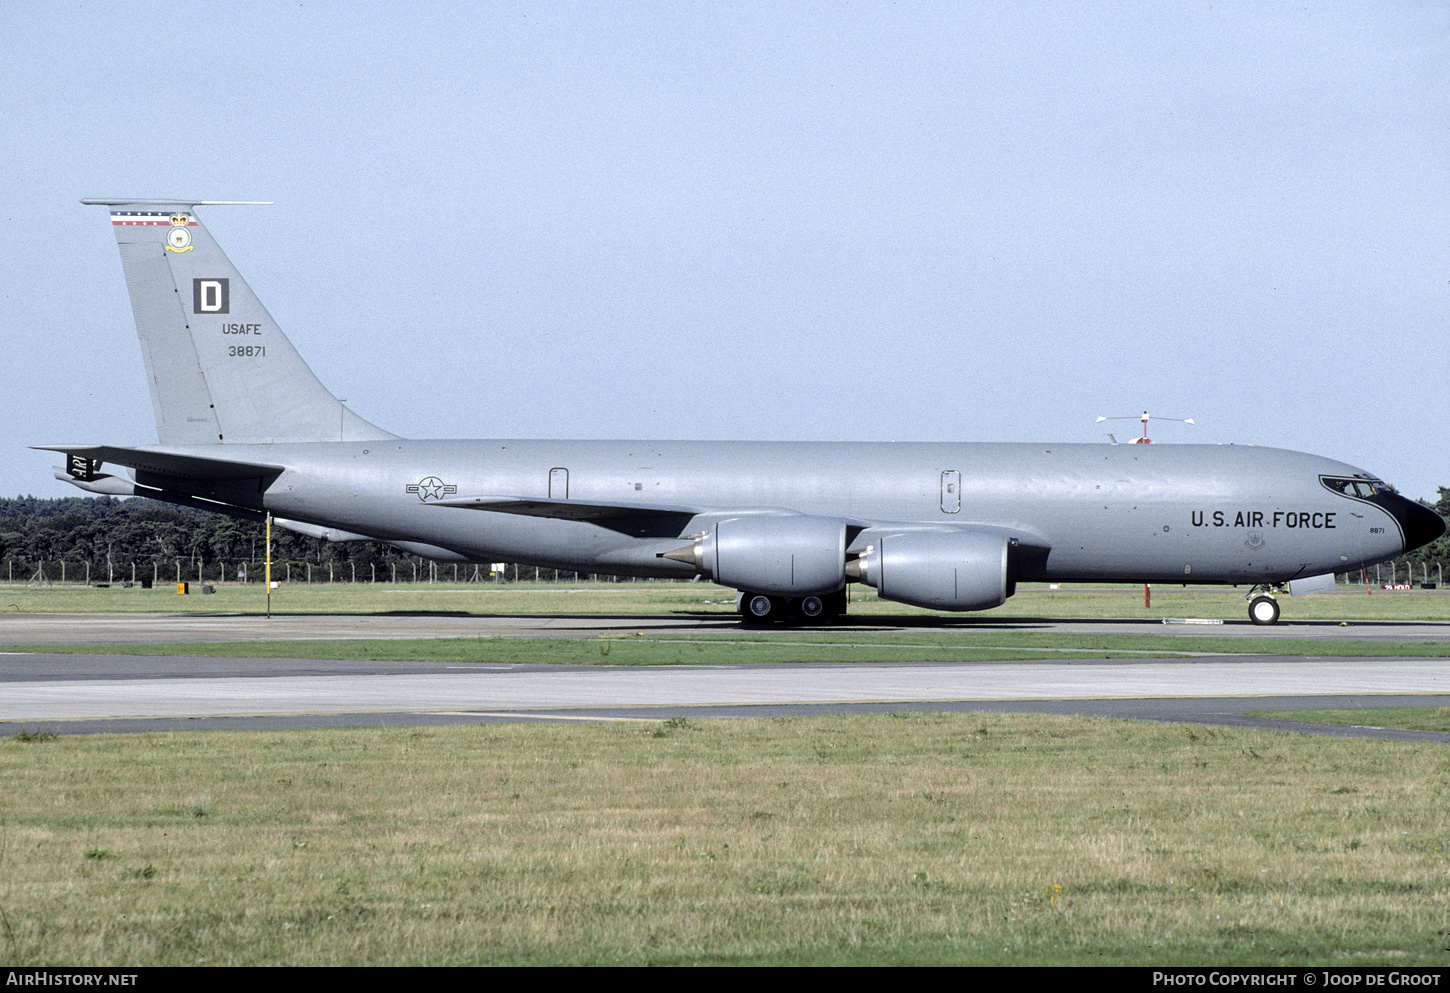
[5,579,1450,623]
[8,632,1450,668]
[1247,708,1450,734]
[7,579,1450,666]
[2,581,1447,966]
[2,713,1447,966]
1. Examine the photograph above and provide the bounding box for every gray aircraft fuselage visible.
[43,199,1446,624]
[131,437,1429,585]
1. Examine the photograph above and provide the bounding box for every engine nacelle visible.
[670,515,847,595]
[856,530,1011,611]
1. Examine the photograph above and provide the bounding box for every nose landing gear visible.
[1245,585,1284,625]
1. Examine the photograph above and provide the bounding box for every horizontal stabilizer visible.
[51,468,137,496]
[81,199,272,207]
[33,445,284,481]
[432,494,702,522]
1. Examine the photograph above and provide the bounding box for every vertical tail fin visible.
[83,199,397,445]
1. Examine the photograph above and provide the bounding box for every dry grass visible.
[2,714,1446,965]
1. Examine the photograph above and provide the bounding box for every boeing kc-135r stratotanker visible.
[38,200,1444,625]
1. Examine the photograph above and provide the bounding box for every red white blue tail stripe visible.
[109,210,195,226]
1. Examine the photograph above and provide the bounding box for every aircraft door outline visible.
[941,470,960,514]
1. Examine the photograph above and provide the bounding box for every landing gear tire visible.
[741,593,778,625]
[1248,595,1280,626]
[739,592,840,626]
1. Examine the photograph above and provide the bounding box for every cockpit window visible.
[1321,476,1385,499]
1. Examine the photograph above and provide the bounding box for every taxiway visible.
[0,612,1445,740]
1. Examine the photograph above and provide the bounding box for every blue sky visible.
[3,1,1447,500]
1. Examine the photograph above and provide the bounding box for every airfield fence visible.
[1,556,667,587]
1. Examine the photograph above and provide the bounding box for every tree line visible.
[0,496,595,585]
[2,491,1448,586]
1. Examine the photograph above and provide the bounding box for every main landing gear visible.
[1245,585,1283,626]
[738,591,848,626]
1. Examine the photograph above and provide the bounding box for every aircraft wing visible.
[32,445,284,481]
[431,494,703,522]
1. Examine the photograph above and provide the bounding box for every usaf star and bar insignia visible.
[406,477,457,502]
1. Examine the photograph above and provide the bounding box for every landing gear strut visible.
[1245,585,1284,625]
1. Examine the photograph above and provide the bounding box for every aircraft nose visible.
[1393,496,1446,553]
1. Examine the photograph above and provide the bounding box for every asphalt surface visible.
[0,612,1446,739]
[2,608,1449,641]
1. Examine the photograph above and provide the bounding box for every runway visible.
[1,611,1447,740]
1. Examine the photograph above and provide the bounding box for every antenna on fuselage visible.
[1095,411,1194,444]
